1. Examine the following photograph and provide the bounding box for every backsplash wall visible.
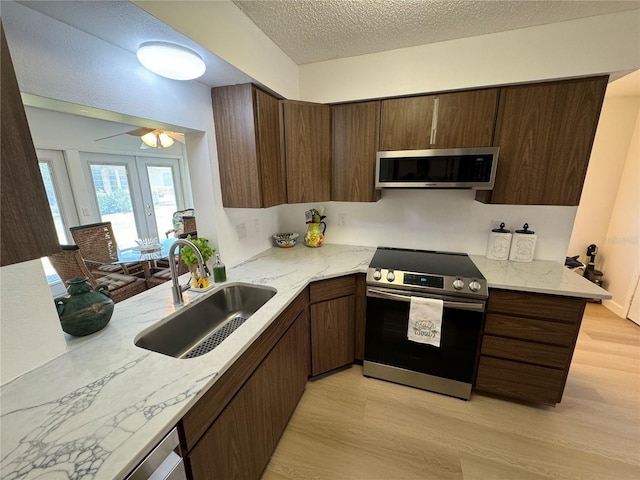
[278,189,577,263]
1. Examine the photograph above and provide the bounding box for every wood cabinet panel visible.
[477,76,607,205]
[433,89,498,148]
[484,313,577,346]
[311,295,355,376]
[332,101,381,202]
[188,312,308,480]
[1,23,59,266]
[179,290,308,452]
[354,273,367,361]
[211,84,284,208]
[310,275,356,303]
[475,288,586,404]
[255,88,287,207]
[379,96,435,151]
[379,89,498,151]
[475,356,566,405]
[487,289,586,324]
[481,335,571,369]
[283,101,331,203]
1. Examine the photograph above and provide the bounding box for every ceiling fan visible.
[95,127,185,149]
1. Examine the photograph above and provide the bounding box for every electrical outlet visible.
[236,223,247,239]
[338,213,347,226]
[82,207,90,217]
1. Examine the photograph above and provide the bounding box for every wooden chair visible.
[70,221,144,277]
[49,245,147,303]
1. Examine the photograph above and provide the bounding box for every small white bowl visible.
[273,233,299,248]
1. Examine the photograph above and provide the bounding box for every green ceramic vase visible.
[55,277,114,337]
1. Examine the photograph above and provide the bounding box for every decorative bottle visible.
[213,253,227,282]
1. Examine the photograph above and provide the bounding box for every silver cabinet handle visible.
[367,287,485,312]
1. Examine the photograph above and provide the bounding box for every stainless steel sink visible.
[134,283,276,359]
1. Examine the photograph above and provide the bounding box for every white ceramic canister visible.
[509,223,537,262]
[486,222,512,260]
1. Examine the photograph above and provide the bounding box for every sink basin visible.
[134,283,276,359]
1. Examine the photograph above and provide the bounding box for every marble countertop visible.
[470,255,612,300]
[0,245,610,479]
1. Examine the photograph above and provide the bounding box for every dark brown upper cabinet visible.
[476,76,608,206]
[1,22,60,267]
[331,101,381,202]
[211,84,286,208]
[282,100,331,204]
[379,88,499,151]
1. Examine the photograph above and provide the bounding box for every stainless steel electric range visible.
[363,247,488,400]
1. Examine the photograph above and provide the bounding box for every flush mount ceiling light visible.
[136,41,206,80]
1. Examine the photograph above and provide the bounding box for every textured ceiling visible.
[234,0,640,65]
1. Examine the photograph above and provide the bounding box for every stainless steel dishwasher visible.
[126,427,186,480]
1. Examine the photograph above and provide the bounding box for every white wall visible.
[278,195,577,261]
[600,109,640,317]
[298,10,640,103]
[567,96,640,261]
[0,262,68,384]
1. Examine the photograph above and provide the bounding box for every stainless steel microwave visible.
[376,147,499,190]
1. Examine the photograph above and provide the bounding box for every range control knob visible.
[453,277,465,290]
[469,280,482,292]
[387,269,396,282]
[373,269,382,281]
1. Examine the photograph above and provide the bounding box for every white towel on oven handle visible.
[408,296,444,347]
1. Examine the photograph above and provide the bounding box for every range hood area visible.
[376,147,499,190]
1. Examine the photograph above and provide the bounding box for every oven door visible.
[364,287,485,396]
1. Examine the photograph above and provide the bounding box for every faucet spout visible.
[168,239,205,305]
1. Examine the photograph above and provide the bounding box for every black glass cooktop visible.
[369,247,484,279]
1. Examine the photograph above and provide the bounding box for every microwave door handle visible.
[367,287,485,312]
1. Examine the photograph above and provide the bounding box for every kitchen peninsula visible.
[0,244,610,480]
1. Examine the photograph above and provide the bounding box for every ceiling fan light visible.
[141,131,158,147]
[158,132,174,148]
[137,41,206,80]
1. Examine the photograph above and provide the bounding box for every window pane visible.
[147,165,178,239]
[39,162,67,244]
[90,164,137,248]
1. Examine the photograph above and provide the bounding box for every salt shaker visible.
[509,223,537,262]
[486,222,512,260]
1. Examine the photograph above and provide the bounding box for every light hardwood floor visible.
[262,304,640,480]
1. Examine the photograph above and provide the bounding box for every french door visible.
[81,152,185,248]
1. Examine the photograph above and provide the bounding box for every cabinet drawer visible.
[475,356,566,404]
[481,335,571,369]
[310,275,356,303]
[488,289,586,324]
[484,313,578,347]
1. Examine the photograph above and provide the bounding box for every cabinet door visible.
[212,84,284,208]
[254,88,286,208]
[310,295,355,376]
[283,101,331,203]
[379,95,435,151]
[332,101,381,202]
[188,313,308,480]
[477,76,607,205]
[1,23,59,266]
[433,89,498,148]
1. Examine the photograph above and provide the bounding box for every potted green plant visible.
[180,235,215,277]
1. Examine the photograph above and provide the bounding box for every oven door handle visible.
[367,287,485,312]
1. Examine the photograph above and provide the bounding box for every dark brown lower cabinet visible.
[475,289,587,404]
[187,312,308,479]
[310,276,356,376]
